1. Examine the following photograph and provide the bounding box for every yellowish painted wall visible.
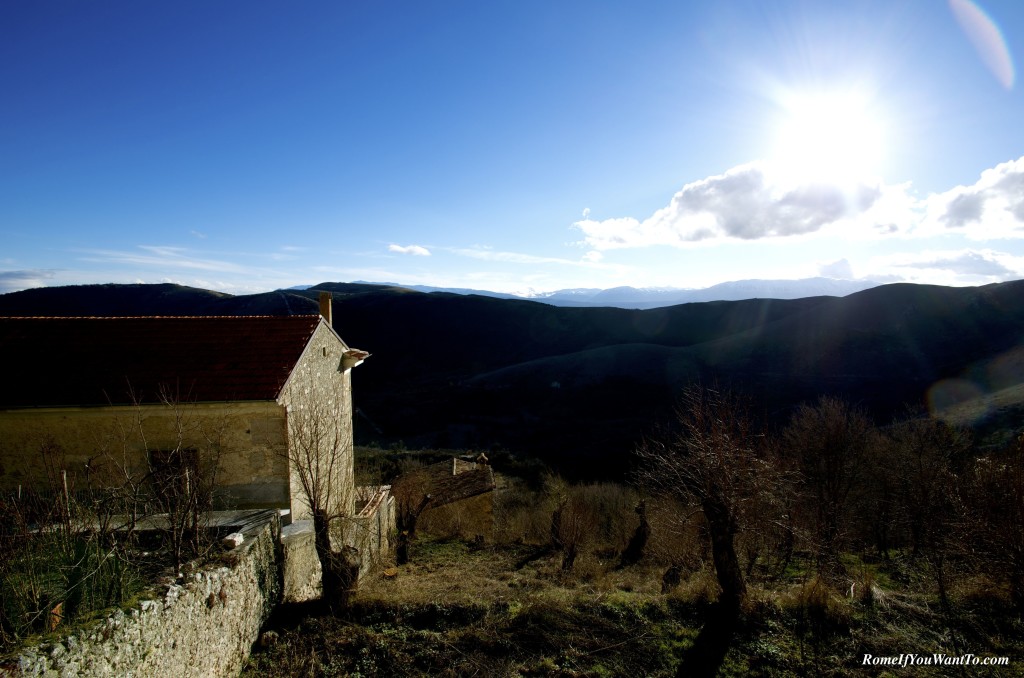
[0,401,291,510]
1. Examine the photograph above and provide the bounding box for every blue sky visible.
[2,0,1023,295]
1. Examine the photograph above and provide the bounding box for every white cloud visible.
[79,246,248,274]
[0,269,58,293]
[452,246,576,265]
[922,157,1024,239]
[573,162,917,250]
[818,258,855,279]
[388,244,431,256]
[868,248,1024,284]
[448,246,624,273]
[573,155,1024,251]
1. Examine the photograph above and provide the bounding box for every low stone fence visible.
[354,485,395,574]
[8,511,281,678]
[6,489,397,677]
[279,485,395,604]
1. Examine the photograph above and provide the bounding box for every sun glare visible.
[771,90,885,187]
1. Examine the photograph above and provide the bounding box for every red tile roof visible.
[0,316,324,408]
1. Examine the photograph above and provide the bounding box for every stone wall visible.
[353,485,396,576]
[11,513,281,678]
[279,485,396,604]
[279,520,322,604]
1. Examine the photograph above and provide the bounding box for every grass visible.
[244,454,1024,677]
[244,536,688,677]
[243,533,1024,677]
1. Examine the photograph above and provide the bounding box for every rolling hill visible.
[3,279,1023,477]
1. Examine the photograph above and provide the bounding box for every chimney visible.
[318,291,332,326]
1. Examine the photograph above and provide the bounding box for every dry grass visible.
[246,531,1024,677]
[360,535,665,609]
[244,468,1024,677]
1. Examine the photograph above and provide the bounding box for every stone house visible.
[0,294,375,529]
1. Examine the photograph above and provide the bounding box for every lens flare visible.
[949,0,1015,90]
[927,378,989,423]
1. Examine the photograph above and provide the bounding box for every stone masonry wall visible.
[11,515,281,678]
[277,321,356,521]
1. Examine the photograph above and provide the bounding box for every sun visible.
[770,90,885,187]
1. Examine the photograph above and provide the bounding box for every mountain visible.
[0,283,319,316]
[350,277,882,308]
[350,281,524,301]
[3,279,1023,477]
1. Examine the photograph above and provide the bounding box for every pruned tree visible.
[552,491,598,572]
[618,499,650,568]
[392,472,431,565]
[282,363,361,611]
[635,385,774,614]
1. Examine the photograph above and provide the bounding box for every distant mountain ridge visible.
[3,279,1023,477]
[352,277,883,308]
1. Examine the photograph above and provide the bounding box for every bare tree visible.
[392,472,431,565]
[281,364,360,611]
[60,382,225,574]
[144,385,221,573]
[551,491,598,572]
[0,386,223,645]
[885,417,969,607]
[965,433,1024,611]
[618,499,650,568]
[635,385,773,614]
[783,396,873,575]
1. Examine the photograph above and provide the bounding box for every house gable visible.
[277,319,359,520]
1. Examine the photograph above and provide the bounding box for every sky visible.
[2,0,1024,296]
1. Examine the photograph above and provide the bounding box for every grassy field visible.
[242,534,1024,677]
[243,441,1024,677]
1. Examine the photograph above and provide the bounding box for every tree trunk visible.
[313,510,359,612]
[396,495,431,565]
[550,502,565,550]
[396,530,412,565]
[619,501,650,568]
[704,500,746,613]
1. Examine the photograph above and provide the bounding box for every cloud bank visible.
[924,157,1024,239]
[574,156,1024,250]
[573,162,908,250]
[870,248,1024,284]
[0,269,58,294]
